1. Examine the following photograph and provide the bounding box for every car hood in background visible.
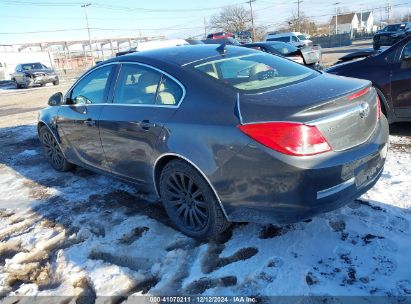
[23,69,55,75]
[374,31,407,37]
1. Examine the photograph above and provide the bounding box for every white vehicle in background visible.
[265,32,313,47]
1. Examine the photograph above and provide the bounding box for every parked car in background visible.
[11,62,59,88]
[234,31,252,44]
[265,32,313,47]
[206,32,233,39]
[185,39,204,45]
[326,35,411,123]
[243,41,322,68]
[39,45,388,239]
[116,39,189,56]
[373,22,411,50]
[202,37,241,46]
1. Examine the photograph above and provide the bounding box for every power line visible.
[0,0,244,12]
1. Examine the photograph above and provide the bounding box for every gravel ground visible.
[0,62,411,301]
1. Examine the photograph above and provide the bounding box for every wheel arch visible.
[153,153,230,221]
[372,85,394,123]
[37,120,66,157]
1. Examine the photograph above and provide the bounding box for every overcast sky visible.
[0,0,410,44]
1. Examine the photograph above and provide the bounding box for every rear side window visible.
[267,37,290,43]
[113,64,183,106]
[156,75,183,106]
[71,65,113,104]
[192,53,318,93]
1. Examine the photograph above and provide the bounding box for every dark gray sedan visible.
[38,45,389,239]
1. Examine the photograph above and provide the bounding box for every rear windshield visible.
[192,53,318,92]
[268,42,298,54]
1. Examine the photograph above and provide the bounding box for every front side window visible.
[193,53,318,92]
[70,65,113,105]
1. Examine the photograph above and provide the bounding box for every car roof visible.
[110,44,257,66]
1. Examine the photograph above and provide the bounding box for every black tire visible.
[159,159,230,239]
[373,43,380,50]
[39,125,73,172]
[53,79,59,86]
[13,79,22,89]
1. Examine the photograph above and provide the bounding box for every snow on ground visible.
[0,124,410,301]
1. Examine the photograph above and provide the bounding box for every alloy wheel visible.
[164,172,209,231]
[42,131,64,169]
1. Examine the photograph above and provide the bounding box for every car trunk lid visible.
[238,73,378,151]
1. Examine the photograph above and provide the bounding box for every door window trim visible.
[399,41,411,60]
[108,62,186,108]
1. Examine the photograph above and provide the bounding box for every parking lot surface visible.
[0,63,411,299]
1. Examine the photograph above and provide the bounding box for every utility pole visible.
[295,0,303,32]
[385,0,391,22]
[248,0,256,42]
[333,2,341,35]
[204,17,207,38]
[81,3,94,65]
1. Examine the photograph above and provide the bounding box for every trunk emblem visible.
[359,103,370,118]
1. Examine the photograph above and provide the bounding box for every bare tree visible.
[286,12,318,35]
[210,5,252,33]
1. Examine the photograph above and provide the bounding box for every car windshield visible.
[267,42,298,55]
[297,35,308,40]
[192,53,318,92]
[21,63,44,70]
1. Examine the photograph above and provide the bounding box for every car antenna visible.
[216,43,227,55]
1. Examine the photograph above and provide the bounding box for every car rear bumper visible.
[213,115,389,223]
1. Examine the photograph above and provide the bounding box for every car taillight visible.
[376,95,382,119]
[348,87,370,100]
[238,122,332,156]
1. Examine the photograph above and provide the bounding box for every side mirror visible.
[48,92,63,106]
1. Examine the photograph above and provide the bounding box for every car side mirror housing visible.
[48,92,63,106]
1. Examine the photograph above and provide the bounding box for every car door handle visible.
[140,120,155,130]
[84,118,96,127]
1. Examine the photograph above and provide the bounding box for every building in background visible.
[330,11,375,36]
[356,12,376,33]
